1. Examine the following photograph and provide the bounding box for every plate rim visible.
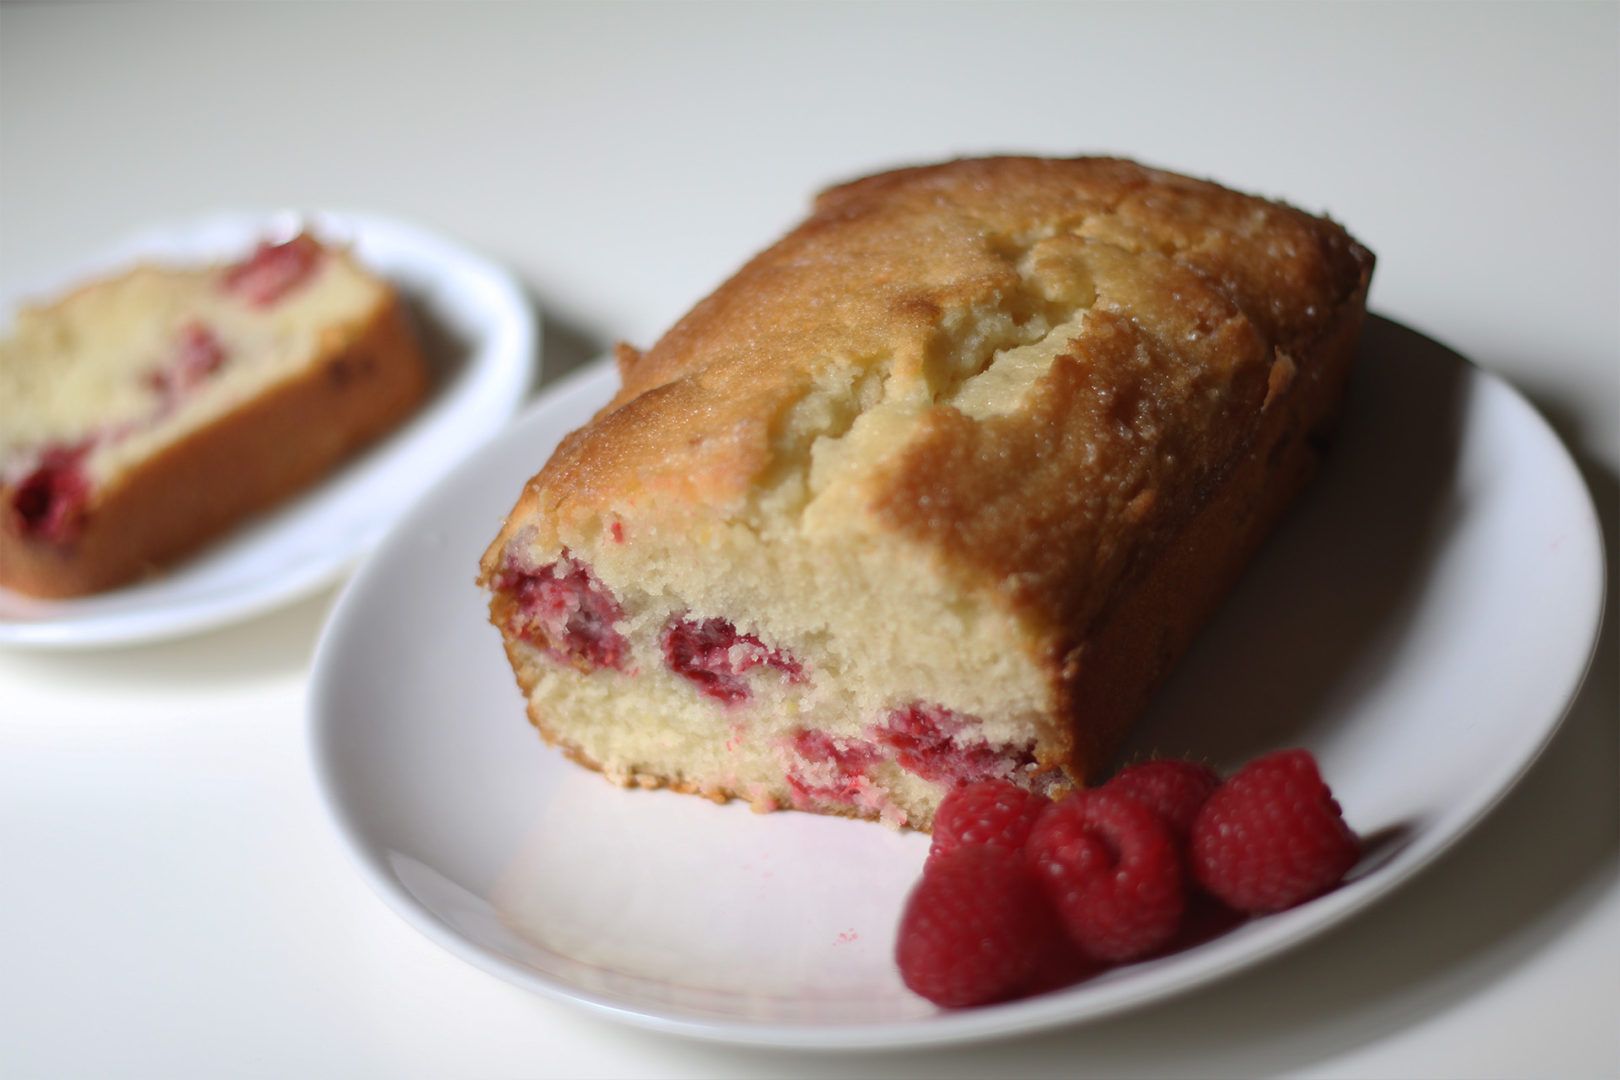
[306,327,1607,1050]
[0,208,539,649]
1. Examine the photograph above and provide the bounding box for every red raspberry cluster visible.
[895,749,1361,1008]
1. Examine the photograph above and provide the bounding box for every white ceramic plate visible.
[0,211,537,648]
[309,317,1604,1049]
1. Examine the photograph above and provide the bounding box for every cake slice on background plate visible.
[1,233,429,598]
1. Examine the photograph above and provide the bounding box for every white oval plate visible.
[0,211,537,648]
[309,317,1604,1050]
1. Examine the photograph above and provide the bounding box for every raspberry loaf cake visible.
[481,157,1373,829]
[1,234,429,597]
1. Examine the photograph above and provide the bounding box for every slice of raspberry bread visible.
[481,157,1373,830]
[0,233,429,597]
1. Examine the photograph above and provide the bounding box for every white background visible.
[2,3,1615,1077]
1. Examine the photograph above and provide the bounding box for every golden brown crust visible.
[494,156,1368,545]
[0,297,428,598]
[1051,276,1369,779]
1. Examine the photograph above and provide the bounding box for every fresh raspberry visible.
[895,845,1063,1008]
[1014,935,1106,997]
[1189,749,1361,914]
[1106,758,1220,838]
[1025,789,1186,962]
[1156,891,1248,955]
[929,779,1048,860]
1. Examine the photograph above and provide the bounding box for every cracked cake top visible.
[485,157,1372,637]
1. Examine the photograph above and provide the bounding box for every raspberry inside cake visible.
[487,532,1057,828]
[481,157,1372,830]
[1,233,428,596]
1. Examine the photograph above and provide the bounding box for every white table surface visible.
[2,4,1615,1077]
